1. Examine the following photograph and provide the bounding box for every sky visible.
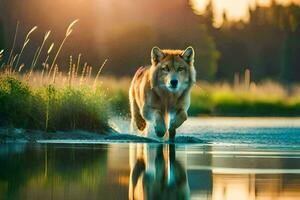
[190,0,300,26]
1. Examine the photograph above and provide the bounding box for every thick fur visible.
[129,46,196,139]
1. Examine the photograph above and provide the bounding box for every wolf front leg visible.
[153,110,167,137]
[142,106,166,138]
[169,110,188,140]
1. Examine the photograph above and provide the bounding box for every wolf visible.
[129,46,196,139]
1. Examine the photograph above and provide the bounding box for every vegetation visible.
[2,70,298,136]
[189,81,300,116]
[200,0,300,83]
[0,20,111,133]
[0,63,299,135]
[95,76,300,117]
[0,1,300,134]
[0,76,110,132]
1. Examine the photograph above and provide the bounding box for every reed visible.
[75,53,81,79]
[10,54,18,72]
[48,19,79,79]
[7,21,19,66]
[68,55,73,86]
[93,59,108,89]
[0,49,4,62]
[44,43,54,67]
[15,26,38,70]
[88,65,92,79]
[52,65,59,84]
[18,64,25,72]
[26,46,40,79]
[32,30,51,70]
[80,62,87,86]
[71,64,76,84]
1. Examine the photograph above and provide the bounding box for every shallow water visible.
[1,118,300,200]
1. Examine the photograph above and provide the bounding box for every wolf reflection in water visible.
[0,142,299,199]
[129,144,190,200]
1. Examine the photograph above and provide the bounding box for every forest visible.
[199,0,300,83]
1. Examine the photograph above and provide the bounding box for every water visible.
[1,117,300,200]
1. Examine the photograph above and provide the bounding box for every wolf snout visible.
[170,79,178,88]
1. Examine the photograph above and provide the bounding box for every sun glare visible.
[190,0,300,26]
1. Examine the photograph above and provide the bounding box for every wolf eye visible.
[177,67,185,72]
[162,65,170,72]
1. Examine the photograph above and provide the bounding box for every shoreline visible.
[0,127,116,143]
[2,117,300,145]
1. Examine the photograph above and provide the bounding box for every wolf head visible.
[150,46,196,92]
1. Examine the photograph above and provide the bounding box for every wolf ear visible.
[182,46,195,64]
[151,46,164,65]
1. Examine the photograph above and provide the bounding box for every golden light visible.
[190,0,300,26]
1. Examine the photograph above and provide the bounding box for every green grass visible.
[189,83,300,116]
[207,94,300,117]
[0,76,110,133]
[98,78,300,117]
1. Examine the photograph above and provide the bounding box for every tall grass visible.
[0,75,110,133]
[15,26,38,70]
[7,21,19,66]
[30,30,51,75]
[93,59,108,90]
[0,20,112,133]
[48,19,79,79]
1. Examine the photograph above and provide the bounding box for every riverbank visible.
[2,117,300,146]
[0,127,112,143]
[1,74,300,140]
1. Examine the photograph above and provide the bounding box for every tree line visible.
[198,0,300,83]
